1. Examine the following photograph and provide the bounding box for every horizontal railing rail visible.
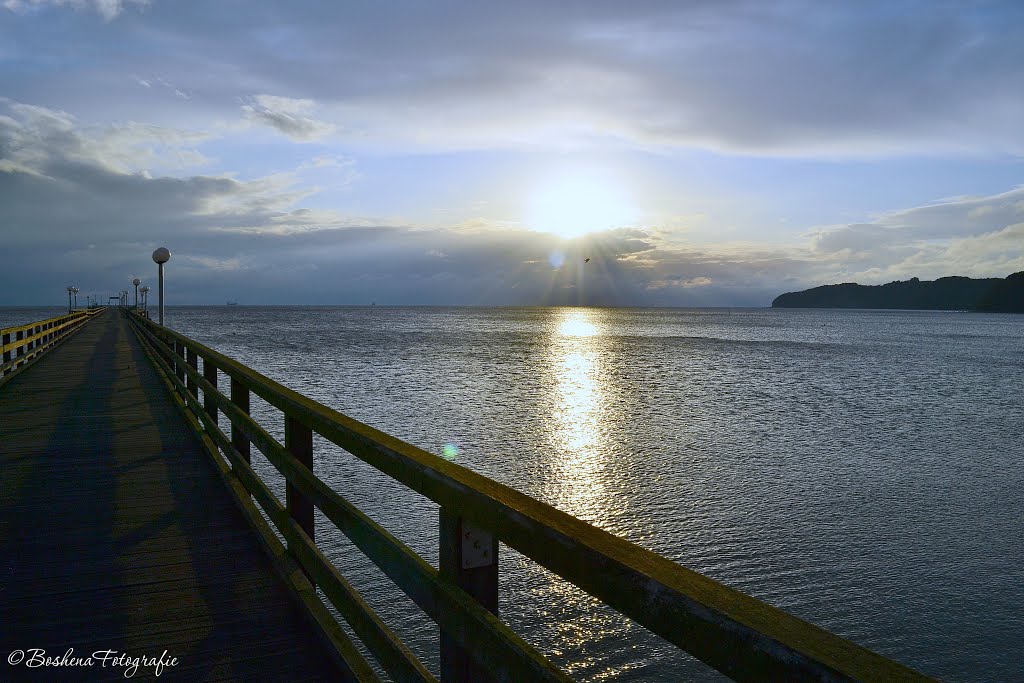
[1,308,105,381]
[127,310,936,683]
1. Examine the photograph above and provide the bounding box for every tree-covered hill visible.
[772,273,1024,312]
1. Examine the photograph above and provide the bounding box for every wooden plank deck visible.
[0,311,342,681]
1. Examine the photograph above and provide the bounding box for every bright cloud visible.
[241,95,336,142]
[3,0,148,21]
[0,100,210,175]
[809,186,1024,281]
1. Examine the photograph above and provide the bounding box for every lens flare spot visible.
[549,250,565,269]
[442,443,460,460]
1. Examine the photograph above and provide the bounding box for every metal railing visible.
[1,309,105,383]
[126,310,935,683]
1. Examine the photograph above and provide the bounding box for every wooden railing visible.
[126,310,936,683]
[1,309,105,383]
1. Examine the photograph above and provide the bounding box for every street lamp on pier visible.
[152,247,171,325]
[132,277,141,312]
[66,286,74,313]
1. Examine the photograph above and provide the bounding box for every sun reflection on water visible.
[559,316,598,337]
[541,309,642,668]
[546,309,610,527]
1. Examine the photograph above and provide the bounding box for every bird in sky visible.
[584,257,591,263]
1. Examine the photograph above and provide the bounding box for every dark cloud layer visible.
[3,97,1022,306]
[4,1,1024,153]
[0,98,804,305]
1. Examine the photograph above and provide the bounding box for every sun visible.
[525,167,637,239]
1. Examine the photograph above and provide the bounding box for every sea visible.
[3,305,1022,682]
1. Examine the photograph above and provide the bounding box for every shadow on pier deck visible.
[0,311,341,681]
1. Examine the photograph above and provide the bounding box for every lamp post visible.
[66,286,74,313]
[152,247,171,325]
[141,286,150,317]
[132,277,141,312]
[72,287,79,310]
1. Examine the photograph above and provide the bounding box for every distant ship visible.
[226,300,239,306]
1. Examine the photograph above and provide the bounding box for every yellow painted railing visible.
[0,308,105,383]
[127,310,936,683]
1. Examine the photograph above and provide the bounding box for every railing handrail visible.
[0,309,95,338]
[127,310,936,683]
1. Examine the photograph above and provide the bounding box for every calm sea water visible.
[5,306,1022,681]
[0,306,67,331]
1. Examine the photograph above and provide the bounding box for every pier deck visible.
[0,312,340,681]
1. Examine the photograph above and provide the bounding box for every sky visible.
[2,0,1024,306]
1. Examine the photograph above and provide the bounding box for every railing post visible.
[285,414,315,584]
[230,377,250,464]
[175,341,186,383]
[203,358,218,427]
[439,509,499,683]
[186,348,198,399]
[14,330,24,367]
[2,332,10,375]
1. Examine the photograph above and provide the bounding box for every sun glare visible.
[526,168,637,239]
[558,316,598,337]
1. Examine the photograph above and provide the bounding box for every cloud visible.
[0,102,313,249]
[241,95,336,142]
[182,255,242,271]
[7,2,1024,156]
[3,0,148,21]
[2,99,1022,307]
[0,103,796,306]
[261,2,1024,154]
[0,100,211,175]
[133,75,190,100]
[806,186,1024,282]
[295,155,361,189]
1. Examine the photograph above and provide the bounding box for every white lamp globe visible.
[152,247,171,264]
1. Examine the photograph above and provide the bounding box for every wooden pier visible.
[1,311,341,681]
[1,307,939,682]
